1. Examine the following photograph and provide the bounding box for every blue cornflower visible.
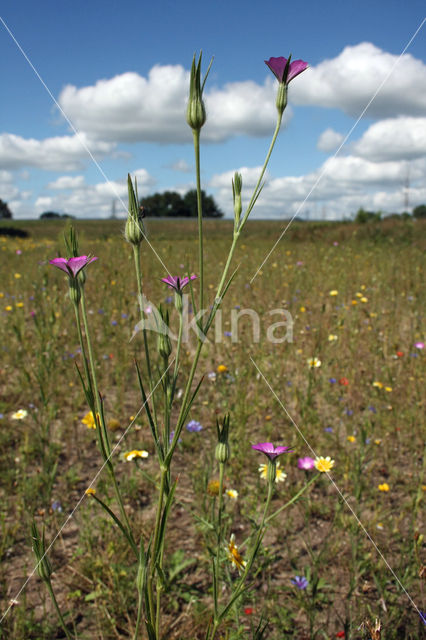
[291,575,308,590]
[186,420,203,432]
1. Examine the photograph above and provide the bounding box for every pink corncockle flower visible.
[161,274,197,292]
[252,442,293,461]
[265,56,308,84]
[49,256,98,279]
[297,456,315,470]
[414,341,424,349]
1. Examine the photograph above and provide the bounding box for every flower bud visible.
[215,442,230,464]
[125,174,145,246]
[157,332,172,360]
[186,53,211,132]
[232,172,242,227]
[174,291,183,313]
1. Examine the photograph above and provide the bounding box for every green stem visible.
[213,463,225,619]
[193,129,204,312]
[79,288,135,545]
[148,468,167,636]
[265,473,319,524]
[133,588,144,640]
[45,580,74,640]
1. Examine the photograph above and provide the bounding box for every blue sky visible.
[0,0,425,220]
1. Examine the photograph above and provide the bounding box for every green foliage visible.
[354,207,382,224]
[412,203,426,218]
[0,198,13,219]
[141,189,223,218]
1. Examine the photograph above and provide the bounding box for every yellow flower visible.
[16,302,24,308]
[226,534,246,572]
[11,409,28,420]
[308,357,321,368]
[300,306,306,313]
[314,456,335,472]
[329,290,338,296]
[217,364,228,373]
[85,488,96,496]
[378,483,390,492]
[328,334,338,342]
[124,450,149,461]
[385,386,392,392]
[356,292,363,298]
[14,273,22,279]
[372,381,383,389]
[259,462,287,483]
[0,292,4,298]
[5,305,12,311]
[374,439,382,445]
[351,300,358,306]
[347,435,356,443]
[81,411,100,429]
[110,280,116,286]
[225,489,238,499]
[360,297,368,303]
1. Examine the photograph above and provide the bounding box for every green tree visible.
[183,189,224,218]
[412,204,426,219]
[0,199,13,219]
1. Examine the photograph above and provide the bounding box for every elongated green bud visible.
[69,279,81,305]
[267,459,277,485]
[186,53,212,131]
[275,83,287,116]
[215,442,230,464]
[125,174,145,246]
[232,172,242,227]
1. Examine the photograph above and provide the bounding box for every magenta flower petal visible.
[265,57,288,82]
[49,255,98,278]
[287,59,309,83]
[297,456,315,470]
[252,442,293,461]
[265,56,308,84]
[161,274,197,292]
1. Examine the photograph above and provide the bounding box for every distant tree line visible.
[39,211,75,219]
[354,204,426,223]
[0,199,13,219]
[140,189,223,218]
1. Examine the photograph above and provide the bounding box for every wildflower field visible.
[0,216,425,639]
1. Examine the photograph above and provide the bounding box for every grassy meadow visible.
[0,216,425,639]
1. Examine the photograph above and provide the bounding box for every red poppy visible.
[244,607,254,615]
[396,351,404,357]
[339,377,349,386]
[336,632,345,638]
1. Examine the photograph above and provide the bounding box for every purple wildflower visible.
[291,575,308,590]
[186,420,203,432]
[265,56,308,84]
[161,274,197,292]
[49,255,98,279]
[297,456,315,470]
[329,377,337,384]
[51,500,62,513]
[414,341,424,349]
[252,442,293,461]
[324,427,333,433]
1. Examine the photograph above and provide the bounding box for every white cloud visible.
[351,116,426,161]
[211,155,426,220]
[0,133,115,171]
[33,169,155,218]
[209,166,268,190]
[292,42,426,118]
[168,159,192,173]
[317,128,344,152]
[58,66,286,144]
[0,170,19,201]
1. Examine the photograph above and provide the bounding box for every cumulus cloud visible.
[34,169,155,218]
[292,42,426,118]
[58,66,285,144]
[211,155,426,220]
[168,159,192,173]
[0,133,115,171]
[351,116,426,161]
[317,128,345,152]
[0,170,19,201]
